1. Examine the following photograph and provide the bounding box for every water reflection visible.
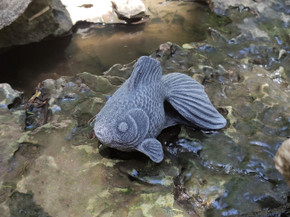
[0,1,215,95]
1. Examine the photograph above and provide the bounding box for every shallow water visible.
[0,1,227,96]
[0,1,290,216]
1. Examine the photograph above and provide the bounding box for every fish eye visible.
[118,122,128,132]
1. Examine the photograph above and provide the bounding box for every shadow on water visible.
[0,36,72,95]
[0,2,225,96]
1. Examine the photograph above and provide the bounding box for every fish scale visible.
[136,85,165,137]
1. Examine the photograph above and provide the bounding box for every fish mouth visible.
[94,126,134,151]
[94,126,113,144]
[94,127,135,151]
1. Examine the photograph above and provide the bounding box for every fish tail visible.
[162,73,226,130]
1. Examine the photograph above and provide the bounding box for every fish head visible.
[94,108,149,151]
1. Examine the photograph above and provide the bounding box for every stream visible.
[0,1,227,96]
[0,0,289,217]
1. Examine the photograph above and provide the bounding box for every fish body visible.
[94,56,226,163]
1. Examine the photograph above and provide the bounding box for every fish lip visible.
[95,129,137,151]
[94,126,113,144]
[94,126,135,148]
[96,136,110,145]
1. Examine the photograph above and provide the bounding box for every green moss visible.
[114,186,134,195]
[258,20,290,46]
[205,9,232,28]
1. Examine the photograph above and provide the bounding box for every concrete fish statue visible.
[94,56,226,163]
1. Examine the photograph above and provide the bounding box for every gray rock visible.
[208,0,285,18]
[207,0,290,41]
[0,73,189,217]
[0,84,25,205]
[0,83,22,109]
[0,0,32,29]
[0,0,72,49]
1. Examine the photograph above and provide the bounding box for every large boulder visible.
[0,0,32,29]
[0,0,72,49]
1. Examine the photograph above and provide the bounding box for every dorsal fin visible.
[128,56,162,90]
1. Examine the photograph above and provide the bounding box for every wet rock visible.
[151,37,289,215]
[0,84,25,201]
[0,0,72,49]
[208,0,290,23]
[0,63,191,216]
[0,83,23,109]
[3,120,188,217]
[0,74,188,216]
[205,0,290,73]
[237,18,270,40]
[275,139,290,186]
[8,191,51,217]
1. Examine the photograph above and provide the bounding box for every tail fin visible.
[162,73,226,130]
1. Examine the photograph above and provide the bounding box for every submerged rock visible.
[206,0,290,54]
[0,84,23,157]
[153,40,290,216]
[0,83,25,209]
[0,0,72,49]
[0,75,190,216]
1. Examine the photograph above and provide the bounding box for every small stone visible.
[182,43,195,49]
[274,139,290,186]
[0,83,22,108]
[270,66,287,84]
[278,49,287,60]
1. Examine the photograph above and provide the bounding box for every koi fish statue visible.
[94,56,226,163]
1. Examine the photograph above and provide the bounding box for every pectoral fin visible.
[137,138,164,163]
